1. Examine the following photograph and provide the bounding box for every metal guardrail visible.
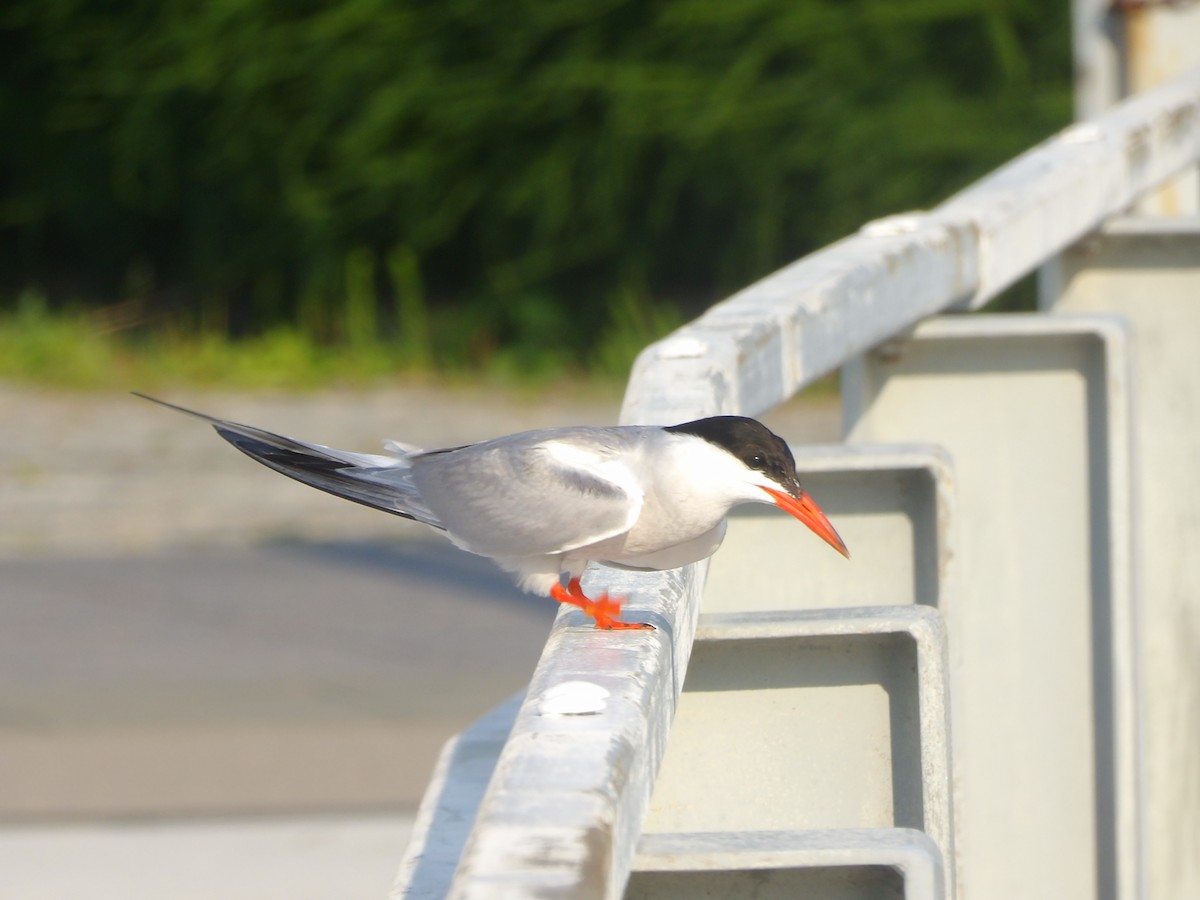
[621,65,1200,425]
[396,65,1200,900]
[845,312,1140,899]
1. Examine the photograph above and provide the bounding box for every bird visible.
[134,394,848,630]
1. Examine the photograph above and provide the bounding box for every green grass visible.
[0,290,682,391]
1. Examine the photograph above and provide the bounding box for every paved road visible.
[0,813,417,900]
[0,539,555,818]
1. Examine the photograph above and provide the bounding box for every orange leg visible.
[550,578,654,631]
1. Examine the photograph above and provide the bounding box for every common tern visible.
[136,394,848,629]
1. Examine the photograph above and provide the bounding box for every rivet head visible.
[538,681,610,716]
[1060,122,1102,145]
[656,337,708,359]
[861,213,926,238]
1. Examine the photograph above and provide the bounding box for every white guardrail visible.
[395,64,1200,900]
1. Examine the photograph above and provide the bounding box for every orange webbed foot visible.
[551,580,655,631]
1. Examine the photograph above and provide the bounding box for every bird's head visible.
[665,415,849,558]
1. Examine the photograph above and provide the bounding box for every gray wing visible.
[133,393,443,529]
[409,427,645,558]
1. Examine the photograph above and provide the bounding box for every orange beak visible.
[760,485,850,558]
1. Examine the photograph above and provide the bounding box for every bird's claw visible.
[552,580,655,631]
[584,594,655,630]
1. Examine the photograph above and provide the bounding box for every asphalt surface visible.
[0,813,418,900]
[0,539,555,819]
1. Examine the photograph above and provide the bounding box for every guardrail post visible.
[842,314,1141,900]
[1074,0,1200,215]
[393,697,522,898]
[1042,217,1200,900]
[629,444,960,897]
[630,828,945,900]
[635,606,954,899]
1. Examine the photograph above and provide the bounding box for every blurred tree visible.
[0,0,1071,364]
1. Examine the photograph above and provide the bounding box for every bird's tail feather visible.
[133,393,444,529]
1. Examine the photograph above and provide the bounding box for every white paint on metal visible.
[1071,0,1200,212]
[537,681,611,716]
[1060,122,1105,144]
[861,212,928,237]
[641,606,956,897]
[843,314,1141,900]
[652,336,709,360]
[392,696,522,899]
[446,565,705,900]
[937,67,1200,305]
[622,66,1200,428]
[1125,2,1200,213]
[1042,216,1200,900]
[630,828,945,900]
[1072,0,1124,120]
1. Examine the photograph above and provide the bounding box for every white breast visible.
[566,430,762,566]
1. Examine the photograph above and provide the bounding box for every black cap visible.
[665,416,800,494]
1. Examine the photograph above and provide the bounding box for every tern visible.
[135,394,848,629]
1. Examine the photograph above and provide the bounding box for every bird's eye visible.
[748,453,765,467]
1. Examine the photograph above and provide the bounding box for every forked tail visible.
[133,393,444,529]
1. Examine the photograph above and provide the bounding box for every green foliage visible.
[388,244,432,368]
[0,291,120,387]
[592,288,683,380]
[0,287,675,389]
[0,0,1071,377]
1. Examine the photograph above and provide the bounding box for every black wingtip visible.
[136,393,441,529]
